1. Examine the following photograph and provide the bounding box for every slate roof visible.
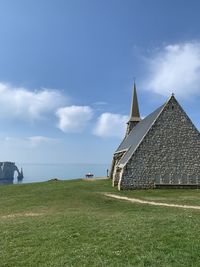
[116,103,166,166]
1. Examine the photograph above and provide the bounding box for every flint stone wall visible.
[119,97,200,189]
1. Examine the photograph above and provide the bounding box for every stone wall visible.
[125,121,139,137]
[119,97,200,189]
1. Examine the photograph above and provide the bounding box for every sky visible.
[0,0,200,164]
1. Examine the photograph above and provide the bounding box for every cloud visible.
[4,136,59,147]
[56,105,93,133]
[28,136,59,147]
[144,42,200,98]
[0,82,65,120]
[93,113,128,138]
[93,101,107,106]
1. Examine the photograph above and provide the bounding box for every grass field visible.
[0,179,200,267]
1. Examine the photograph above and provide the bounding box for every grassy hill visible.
[0,179,200,267]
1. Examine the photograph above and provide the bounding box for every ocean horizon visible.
[12,163,110,184]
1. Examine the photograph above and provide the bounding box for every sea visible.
[13,163,110,184]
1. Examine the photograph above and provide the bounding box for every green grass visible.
[0,179,200,267]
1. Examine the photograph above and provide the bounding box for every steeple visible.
[125,83,141,137]
[130,83,140,120]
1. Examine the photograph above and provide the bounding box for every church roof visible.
[116,102,166,166]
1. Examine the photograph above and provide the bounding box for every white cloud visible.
[4,136,59,147]
[28,136,59,147]
[145,42,200,98]
[56,105,93,133]
[93,112,128,138]
[93,101,107,106]
[0,82,65,120]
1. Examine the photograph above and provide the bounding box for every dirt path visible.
[1,212,43,219]
[104,193,200,210]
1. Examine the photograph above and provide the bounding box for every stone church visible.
[110,84,200,190]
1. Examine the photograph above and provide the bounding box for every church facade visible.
[110,85,200,190]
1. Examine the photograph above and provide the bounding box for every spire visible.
[129,83,140,121]
[125,83,141,137]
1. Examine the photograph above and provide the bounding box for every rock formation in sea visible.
[0,162,24,185]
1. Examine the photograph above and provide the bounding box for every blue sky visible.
[0,0,200,164]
